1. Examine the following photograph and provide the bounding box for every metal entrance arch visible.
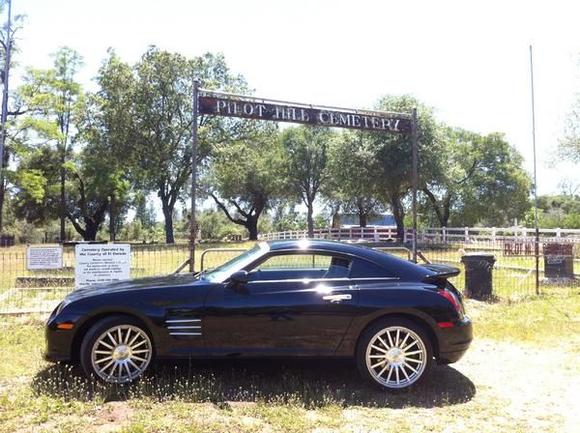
[188,85,419,270]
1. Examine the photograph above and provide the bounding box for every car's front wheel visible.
[80,315,153,383]
[357,318,433,390]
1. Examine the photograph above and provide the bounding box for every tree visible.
[451,133,531,226]
[366,95,441,240]
[134,191,156,230]
[281,126,332,237]
[0,3,25,232]
[422,129,532,227]
[13,142,122,240]
[78,50,134,241]
[328,130,384,227]
[208,125,284,240]
[130,48,248,243]
[15,50,134,241]
[527,193,580,229]
[559,92,580,163]
[421,127,479,227]
[17,47,83,241]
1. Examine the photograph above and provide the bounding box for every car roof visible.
[264,239,432,281]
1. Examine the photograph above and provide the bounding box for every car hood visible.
[65,273,202,302]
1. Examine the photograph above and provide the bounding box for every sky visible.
[6,0,580,196]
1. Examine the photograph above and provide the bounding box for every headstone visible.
[544,243,574,279]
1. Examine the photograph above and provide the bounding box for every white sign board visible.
[27,246,63,270]
[75,244,131,289]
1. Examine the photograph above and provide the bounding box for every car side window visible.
[350,258,395,278]
[249,253,351,280]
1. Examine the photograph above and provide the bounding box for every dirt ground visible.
[436,338,579,433]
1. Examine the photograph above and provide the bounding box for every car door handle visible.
[322,294,352,303]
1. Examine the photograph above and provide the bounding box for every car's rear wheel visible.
[80,315,153,383]
[357,318,433,390]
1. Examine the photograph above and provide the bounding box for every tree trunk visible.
[390,194,405,242]
[0,176,4,232]
[246,215,258,240]
[109,194,116,242]
[60,163,66,242]
[0,147,7,231]
[331,203,341,228]
[422,188,452,228]
[162,204,175,244]
[83,220,99,241]
[358,212,367,227]
[306,201,314,237]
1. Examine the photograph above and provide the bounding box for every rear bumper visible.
[436,316,473,364]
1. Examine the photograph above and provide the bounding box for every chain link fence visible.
[0,236,578,314]
[0,243,246,314]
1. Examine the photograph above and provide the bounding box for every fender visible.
[335,284,453,356]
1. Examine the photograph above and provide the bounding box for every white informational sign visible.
[27,246,63,270]
[75,244,131,289]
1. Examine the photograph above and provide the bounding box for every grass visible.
[467,291,580,351]
[0,291,578,432]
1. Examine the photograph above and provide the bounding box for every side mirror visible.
[230,270,250,284]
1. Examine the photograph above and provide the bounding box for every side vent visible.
[165,318,202,336]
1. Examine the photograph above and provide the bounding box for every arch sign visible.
[198,92,412,134]
[187,86,419,270]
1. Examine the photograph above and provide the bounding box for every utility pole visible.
[529,45,540,295]
[0,0,12,232]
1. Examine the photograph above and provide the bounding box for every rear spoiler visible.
[421,264,461,282]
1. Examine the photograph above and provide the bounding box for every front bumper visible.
[436,316,473,364]
[44,307,77,362]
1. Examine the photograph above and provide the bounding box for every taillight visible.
[438,288,464,318]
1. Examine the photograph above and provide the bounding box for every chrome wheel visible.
[365,326,427,389]
[90,324,152,383]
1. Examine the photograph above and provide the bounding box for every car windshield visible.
[201,243,268,283]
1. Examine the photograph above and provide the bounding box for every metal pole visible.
[0,0,12,231]
[529,45,540,295]
[411,107,418,262]
[189,79,200,273]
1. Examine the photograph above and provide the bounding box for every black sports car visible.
[45,240,472,390]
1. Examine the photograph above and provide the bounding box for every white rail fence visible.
[259,227,580,244]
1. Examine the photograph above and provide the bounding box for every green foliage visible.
[281,126,333,235]
[449,133,531,226]
[559,91,580,163]
[208,124,285,240]
[129,48,249,243]
[524,194,580,228]
[350,95,441,238]
[421,128,532,227]
[327,130,384,226]
[197,209,243,240]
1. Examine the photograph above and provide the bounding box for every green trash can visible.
[460,253,496,300]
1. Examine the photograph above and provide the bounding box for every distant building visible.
[339,213,396,228]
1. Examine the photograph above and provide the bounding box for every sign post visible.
[411,108,418,262]
[189,79,200,273]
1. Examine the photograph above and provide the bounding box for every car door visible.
[203,251,359,356]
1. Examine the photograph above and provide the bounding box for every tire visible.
[356,317,433,390]
[80,315,153,384]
